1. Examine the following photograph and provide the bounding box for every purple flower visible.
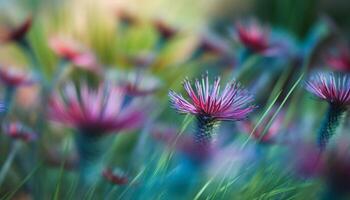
[49,37,101,73]
[2,122,37,142]
[234,20,280,56]
[169,73,255,147]
[102,167,128,185]
[325,45,350,72]
[0,66,33,88]
[306,72,350,149]
[48,83,145,136]
[306,72,350,107]
[169,73,255,121]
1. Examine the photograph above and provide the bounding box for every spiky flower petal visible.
[169,74,255,121]
[48,83,144,136]
[306,72,350,107]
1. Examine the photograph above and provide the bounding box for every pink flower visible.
[117,71,160,97]
[102,167,128,185]
[2,122,37,142]
[0,16,32,43]
[48,83,144,135]
[235,20,279,56]
[126,52,156,68]
[196,34,230,56]
[325,46,350,72]
[49,37,100,72]
[0,67,33,87]
[305,72,350,107]
[241,109,285,144]
[169,73,255,121]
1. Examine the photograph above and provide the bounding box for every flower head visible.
[305,72,350,107]
[49,37,100,72]
[0,67,33,87]
[102,167,128,185]
[169,73,255,121]
[119,72,160,97]
[0,16,32,43]
[197,35,229,56]
[48,83,144,136]
[241,108,285,144]
[116,9,138,27]
[235,20,278,56]
[2,122,37,142]
[153,19,177,41]
[325,45,350,72]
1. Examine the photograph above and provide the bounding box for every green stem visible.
[0,141,21,187]
[75,133,106,188]
[195,116,218,147]
[318,105,345,151]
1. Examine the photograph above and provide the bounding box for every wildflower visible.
[306,72,350,149]
[49,37,100,73]
[0,67,33,88]
[116,9,138,27]
[48,83,144,135]
[2,122,37,142]
[153,19,177,42]
[102,167,128,185]
[126,52,156,68]
[190,34,230,60]
[235,20,279,56]
[49,83,144,185]
[240,108,286,145]
[0,16,32,43]
[169,73,255,147]
[118,72,160,98]
[325,45,350,72]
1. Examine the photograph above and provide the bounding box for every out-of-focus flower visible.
[0,67,33,88]
[115,9,138,27]
[235,20,279,56]
[169,73,255,147]
[153,19,177,41]
[0,16,32,43]
[241,109,285,144]
[306,72,350,149]
[197,35,230,56]
[49,37,100,73]
[325,45,350,72]
[291,142,323,178]
[292,141,350,198]
[2,122,37,142]
[48,83,144,135]
[117,71,160,98]
[102,167,128,185]
[126,52,156,68]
